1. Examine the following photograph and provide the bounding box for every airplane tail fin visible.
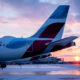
[31,5,69,40]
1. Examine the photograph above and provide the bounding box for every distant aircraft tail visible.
[31,5,69,40]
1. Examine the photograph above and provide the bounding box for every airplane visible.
[0,5,78,68]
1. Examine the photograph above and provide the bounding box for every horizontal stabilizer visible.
[43,36,78,52]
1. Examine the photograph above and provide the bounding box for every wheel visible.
[1,64,7,68]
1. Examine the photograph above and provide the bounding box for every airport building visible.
[31,57,64,64]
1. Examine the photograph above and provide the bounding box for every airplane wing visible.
[45,36,77,52]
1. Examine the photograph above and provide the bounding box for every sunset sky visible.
[0,0,80,61]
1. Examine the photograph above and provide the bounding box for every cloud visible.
[39,0,71,4]
[1,0,55,20]
[1,0,80,20]
[1,0,80,23]
[69,0,80,22]
[0,0,56,38]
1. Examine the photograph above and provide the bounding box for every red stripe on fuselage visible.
[22,40,51,58]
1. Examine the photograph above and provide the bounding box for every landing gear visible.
[0,64,7,68]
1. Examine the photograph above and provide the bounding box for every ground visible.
[0,64,80,80]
